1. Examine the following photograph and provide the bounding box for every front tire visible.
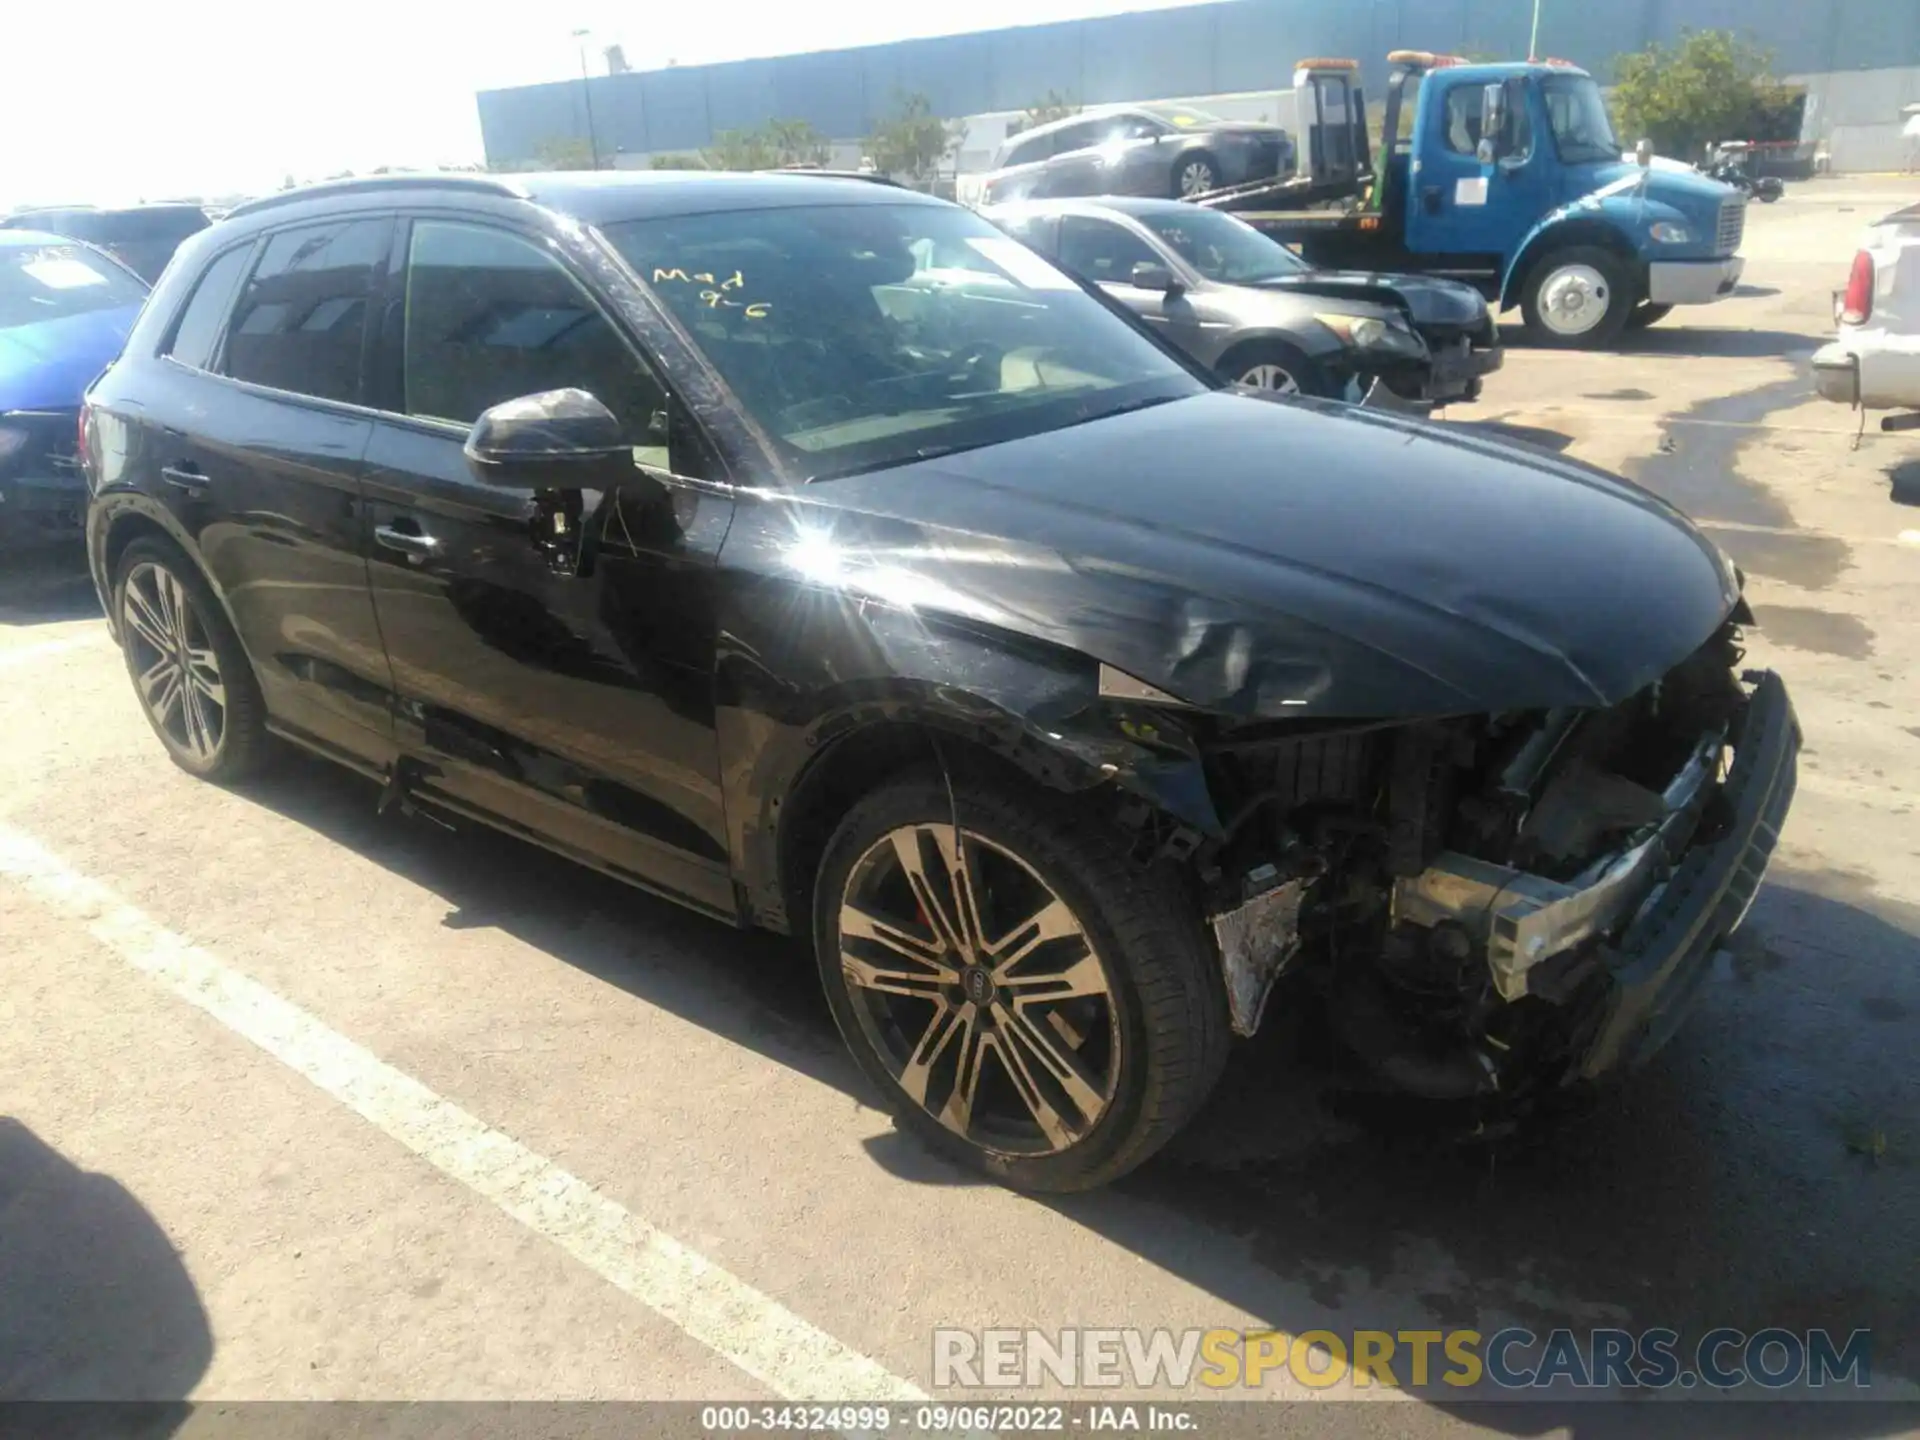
[1221,340,1335,399]
[1519,246,1633,348]
[814,773,1229,1192]
[113,536,268,782]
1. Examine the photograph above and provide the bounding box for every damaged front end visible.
[1195,619,1798,1096]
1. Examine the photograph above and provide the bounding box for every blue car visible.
[1,230,147,545]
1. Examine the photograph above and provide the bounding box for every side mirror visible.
[464,388,635,490]
[1129,261,1182,295]
[1479,83,1507,161]
[1636,138,1654,169]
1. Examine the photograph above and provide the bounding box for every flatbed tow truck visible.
[1184,52,1748,347]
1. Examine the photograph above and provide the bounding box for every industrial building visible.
[476,0,1920,176]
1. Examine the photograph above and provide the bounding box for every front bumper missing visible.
[1577,669,1798,1078]
[1394,670,1797,1079]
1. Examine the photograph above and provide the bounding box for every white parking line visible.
[0,821,924,1406]
[0,632,109,670]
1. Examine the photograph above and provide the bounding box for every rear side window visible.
[1001,133,1046,168]
[399,220,664,438]
[165,244,253,370]
[222,218,391,403]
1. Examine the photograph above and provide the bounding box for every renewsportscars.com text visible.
[933,1326,1873,1392]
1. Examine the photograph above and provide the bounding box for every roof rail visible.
[226,173,524,219]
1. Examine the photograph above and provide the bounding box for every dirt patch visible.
[1751,604,1875,659]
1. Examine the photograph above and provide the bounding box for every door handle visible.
[160,463,209,493]
[374,524,440,559]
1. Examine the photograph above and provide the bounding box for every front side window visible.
[1056,216,1162,284]
[0,241,146,330]
[1137,208,1309,283]
[166,244,253,370]
[1441,80,1535,162]
[605,201,1202,481]
[222,218,390,403]
[1541,76,1619,164]
[400,220,663,439]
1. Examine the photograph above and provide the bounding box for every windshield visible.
[605,202,1204,481]
[0,242,146,330]
[1138,104,1225,129]
[1136,208,1310,283]
[1541,76,1620,164]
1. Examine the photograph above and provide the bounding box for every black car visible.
[84,172,1797,1192]
[982,104,1294,205]
[1,204,211,285]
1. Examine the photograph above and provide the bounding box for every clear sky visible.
[0,0,1216,211]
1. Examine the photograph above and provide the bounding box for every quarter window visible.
[399,220,664,440]
[165,245,253,371]
[222,219,390,403]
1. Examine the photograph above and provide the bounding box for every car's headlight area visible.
[1649,221,1692,244]
[1315,312,1427,356]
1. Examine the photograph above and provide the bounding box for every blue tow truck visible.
[1192,51,1748,347]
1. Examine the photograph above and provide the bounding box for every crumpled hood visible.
[803,391,1738,719]
[1247,270,1489,330]
[0,305,139,412]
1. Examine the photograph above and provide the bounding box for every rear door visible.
[157,216,397,768]
[357,214,736,913]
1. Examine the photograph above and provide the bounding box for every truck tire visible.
[1626,302,1674,330]
[813,771,1230,1192]
[1519,246,1633,348]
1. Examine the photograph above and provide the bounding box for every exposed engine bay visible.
[1186,620,1795,1097]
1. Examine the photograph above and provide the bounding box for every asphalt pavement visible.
[2,177,1917,1437]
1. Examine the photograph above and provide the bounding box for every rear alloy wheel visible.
[1174,154,1220,197]
[815,775,1228,1191]
[115,538,267,782]
[1520,246,1632,348]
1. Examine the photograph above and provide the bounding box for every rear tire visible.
[1519,245,1633,348]
[813,772,1229,1192]
[1626,302,1674,330]
[113,536,269,783]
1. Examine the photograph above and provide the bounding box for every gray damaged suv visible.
[990,197,1503,405]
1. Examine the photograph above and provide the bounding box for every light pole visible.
[572,27,603,169]
[1528,0,1542,61]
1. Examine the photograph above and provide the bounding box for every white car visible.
[1813,201,1920,428]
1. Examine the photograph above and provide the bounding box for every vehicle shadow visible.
[237,757,1920,1427]
[0,1118,211,1423]
[0,543,100,626]
[1495,326,1822,360]
[1889,457,1920,507]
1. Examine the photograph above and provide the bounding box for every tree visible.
[865,90,965,189]
[1006,90,1080,138]
[701,119,830,171]
[650,153,709,170]
[1612,29,1783,161]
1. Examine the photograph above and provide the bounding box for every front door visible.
[1055,214,1208,355]
[359,216,736,916]
[1407,75,1550,274]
